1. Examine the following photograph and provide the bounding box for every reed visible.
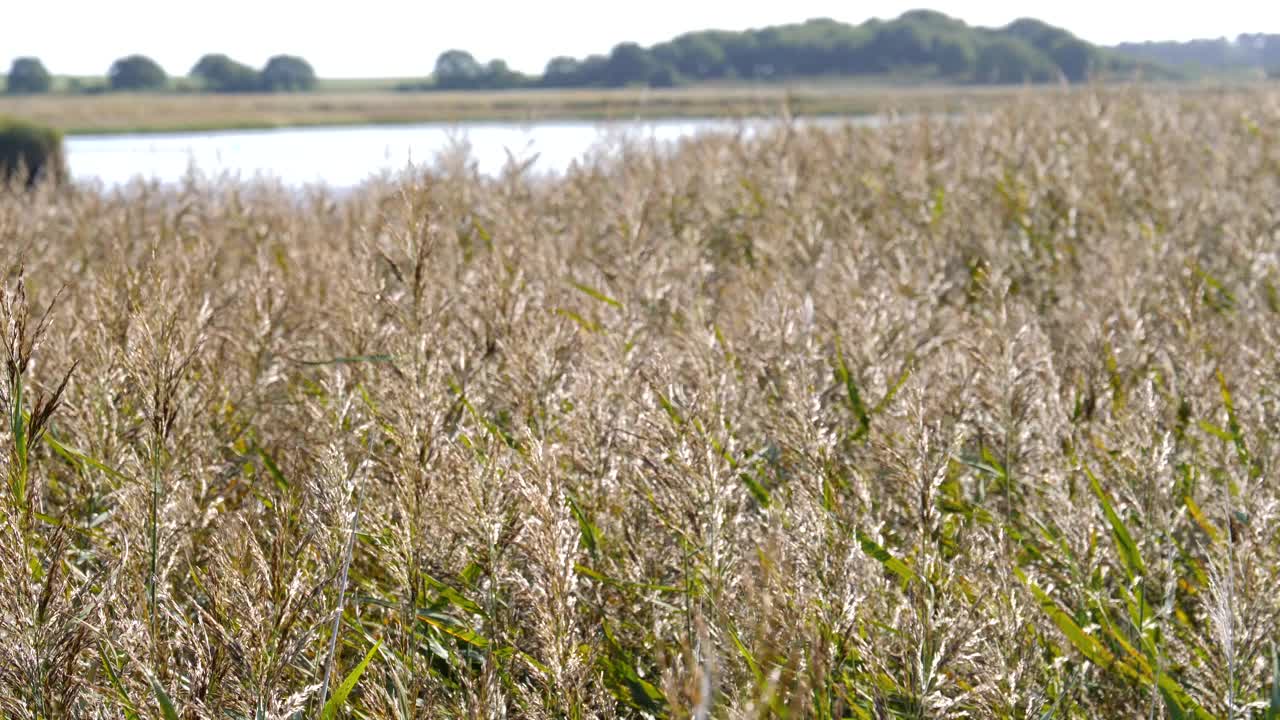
[0,87,1277,719]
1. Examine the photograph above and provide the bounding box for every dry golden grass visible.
[1,84,1044,135]
[0,88,1279,719]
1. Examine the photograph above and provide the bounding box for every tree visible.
[830,33,874,74]
[1265,36,1280,76]
[483,59,524,89]
[604,43,657,86]
[575,55,610,86]
[1048,37,1096,82]
[869,23,931,68]
[720,33,762,78]
[542,56,581,87]
[1004,19,1058,44]
[669,35,729,79]
[108,55,168,91]
[6,57,52,94]
[191,53,260,92]
[934,37,976,77]
[751,28,789,76]
[261,55,316,92]
[434,50,484,89]
[900,9,966,30]
[976,39,1056,84]
[648,66,679,88]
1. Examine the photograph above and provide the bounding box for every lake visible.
[65,116,879,189]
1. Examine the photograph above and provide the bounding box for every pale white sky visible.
[5,1,1279,78]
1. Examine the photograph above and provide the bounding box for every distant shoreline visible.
[1,85,1058,136]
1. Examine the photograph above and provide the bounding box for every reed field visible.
[0,84,1042,135]
[1,88,1279,719]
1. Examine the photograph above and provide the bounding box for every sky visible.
[5,1,1279,78]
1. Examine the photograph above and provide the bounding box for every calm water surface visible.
[66,117,878,189]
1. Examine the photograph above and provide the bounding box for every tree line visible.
[11,10,1271,97]
[3,54,316,94]
[1113,35,1280,77]
[414,12,1164,91]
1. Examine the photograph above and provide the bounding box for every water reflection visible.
[65,116,879,189]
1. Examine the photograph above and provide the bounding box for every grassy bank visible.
[0,84,1045,135]
[1,89,1279,718]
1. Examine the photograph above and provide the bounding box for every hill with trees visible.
[407,11,1167,91]
[1112,35,1280,78]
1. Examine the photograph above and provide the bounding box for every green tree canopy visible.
[934,37,977,77]
[261,55,316,92]
[427,10,1146,92]
[108,55,168,91]
[1113,36,1270,75]
[976,38,1057,83]
[604,42,658,86]
[434,50,484,89]
[483,60,525,89]
[424,51,526,90]
[1003,18,1074,50]
[869,23,932,68]
[1047,37,1097,82]
[6,57,52,94]
[542,56,582,86]
[191,54,260,92]
[656,35,729,79]
[1265,36,1280,75]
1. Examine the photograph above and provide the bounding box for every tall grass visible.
[0,88,1278,719]
[0,84,1049,135]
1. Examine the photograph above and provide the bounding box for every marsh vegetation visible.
[0,89,1278,719]
[0,83,1029,135]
